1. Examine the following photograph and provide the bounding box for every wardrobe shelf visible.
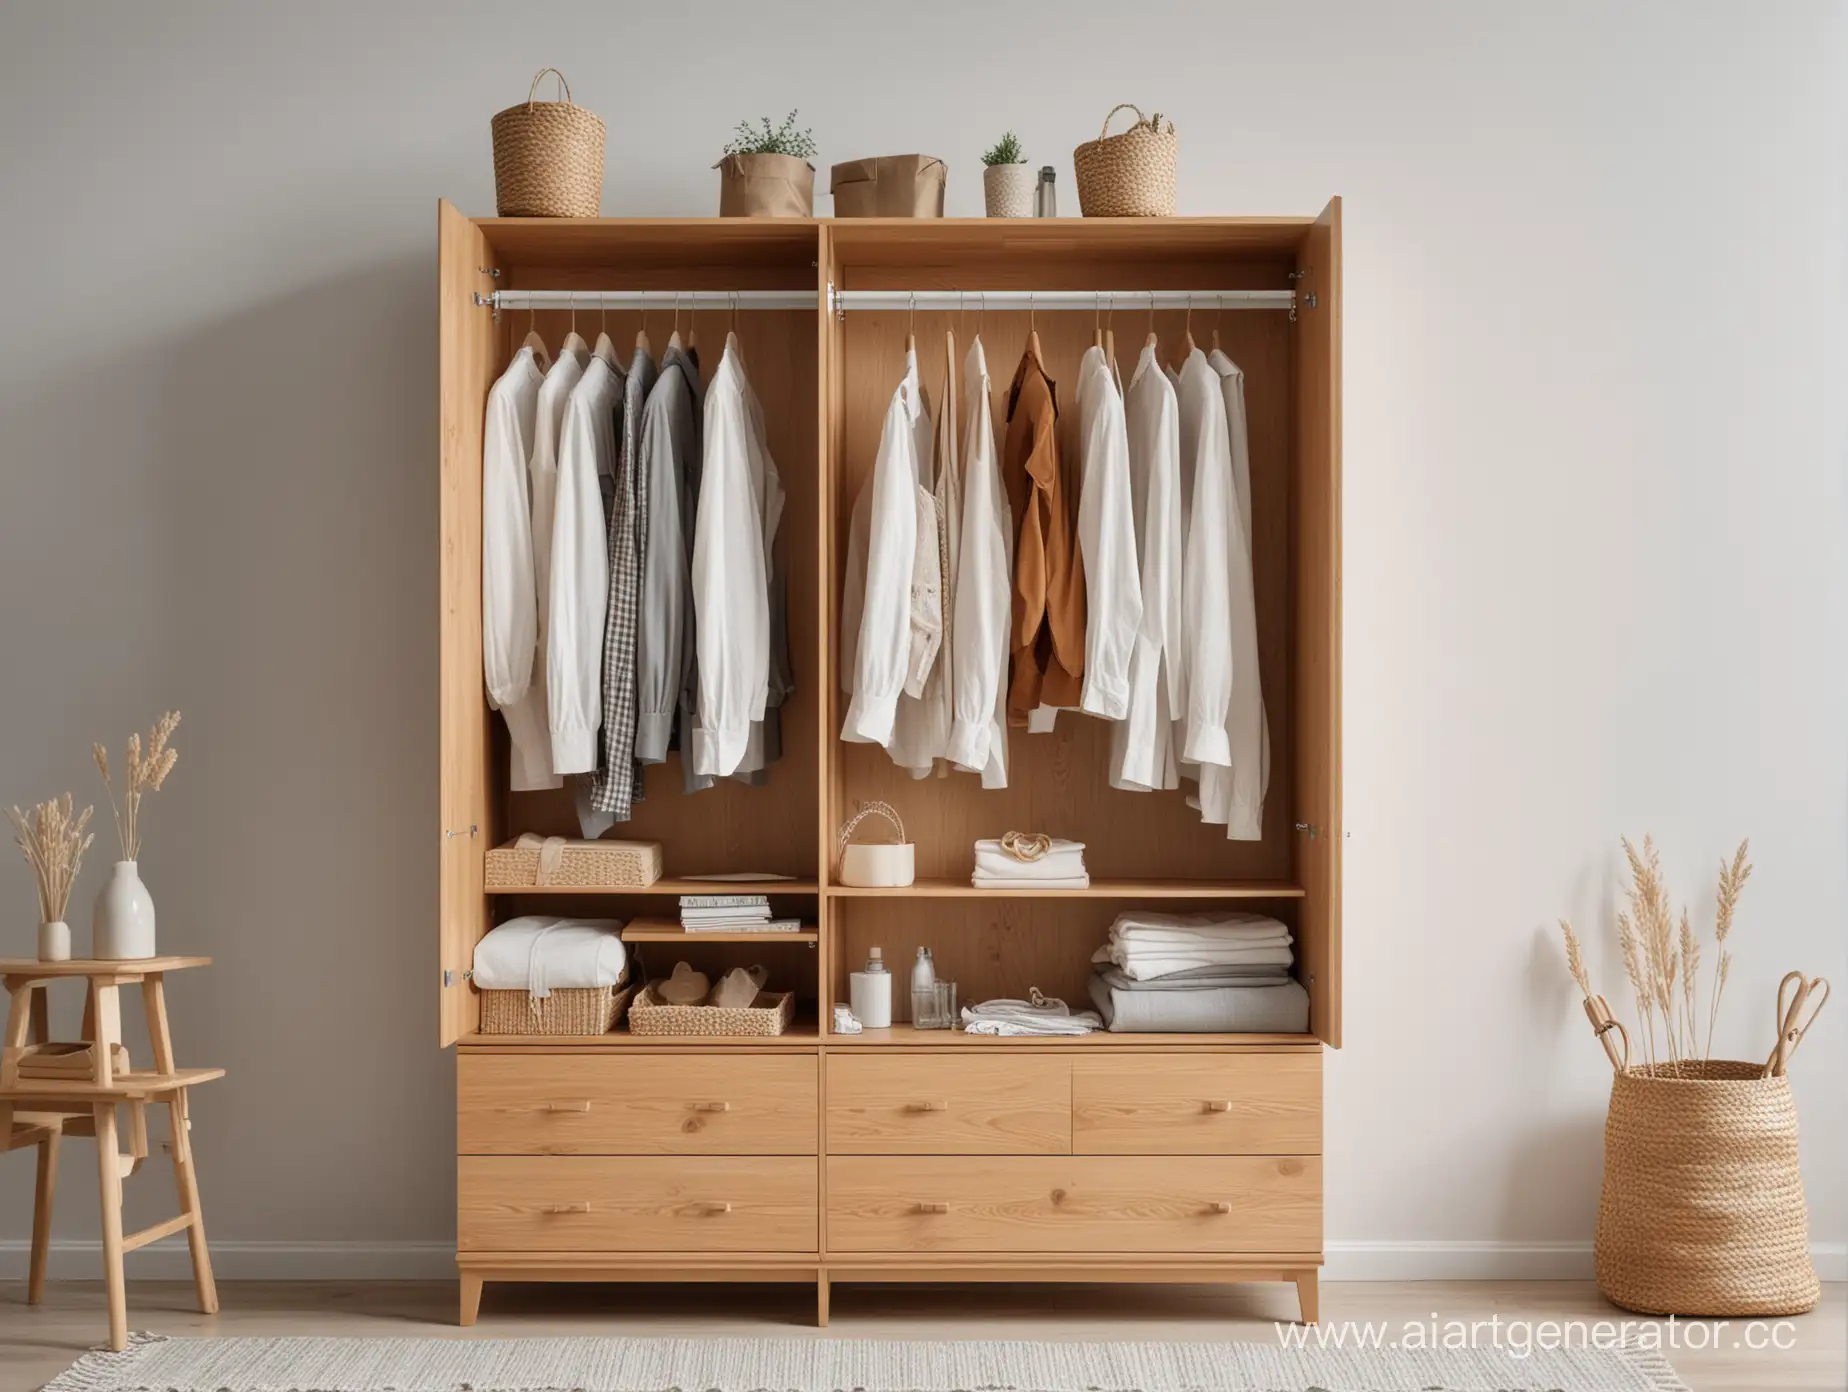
[488,880,820,897]
[457,1018,821,1049]
[826,1025,1317,1048]
[620,924,819,943]
[825,878,1307,899]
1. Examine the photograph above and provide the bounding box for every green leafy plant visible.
[981,131,1025,166]
[722,111,817,160]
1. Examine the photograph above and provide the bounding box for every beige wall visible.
[0,0,1842,1278]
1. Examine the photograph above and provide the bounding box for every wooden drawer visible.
[826,1155,1320,1254]
[1072,1052,1321,1154]
[458,1053,817,1155]
[458,1156,817,1252]
[826,1054,1071,1154]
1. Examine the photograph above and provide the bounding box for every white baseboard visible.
[5,1239,1843,1284]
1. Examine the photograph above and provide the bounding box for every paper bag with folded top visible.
[831,154,946,217]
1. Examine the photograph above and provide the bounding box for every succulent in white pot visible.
[981,132,1034,217]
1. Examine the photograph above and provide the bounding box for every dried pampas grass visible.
[94,710,181,861]
[8,793,94,922]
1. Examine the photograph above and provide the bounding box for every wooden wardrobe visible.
[436,200,1342,1325]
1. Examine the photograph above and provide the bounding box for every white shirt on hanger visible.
[547,351,625,774]
[1110,343,1185,792]
[1192,350,1269,839]
[1175,348,1235,770]
[692,333,784,778]
[1074,344,1141,720]
[947,336,1011,788]
[840,346,926,748]
[481,345,546,778]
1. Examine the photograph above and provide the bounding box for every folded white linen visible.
[960,988,1102,1036]
[1112,927,1291,950]
[973,873,1091,889]
[1092,941,1296,979]
[1109,910,1289,939]
[472,916,627,997]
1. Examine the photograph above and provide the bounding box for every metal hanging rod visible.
[482,289,816,312]
[829,288,1296,314]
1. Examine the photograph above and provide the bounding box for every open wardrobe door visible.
[1294,197,1343,1048]
[436,199,498,1046]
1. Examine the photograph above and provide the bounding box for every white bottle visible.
[850,946,893,1029]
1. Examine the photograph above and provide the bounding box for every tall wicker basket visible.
[1596,1061,1819,1316]
[490,69,605,218]
[1073,104,1177,217]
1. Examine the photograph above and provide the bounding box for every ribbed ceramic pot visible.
[984,163,1035,217]
[92,860,156,959]
[38,919,71,962]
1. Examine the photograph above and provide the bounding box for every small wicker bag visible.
[490,69,605,218]
[1596,1061,1820,1316]
[627,985,795,1037]
[1074,104,1177,218]
[478,982,632,1037]
[485,834,662,890]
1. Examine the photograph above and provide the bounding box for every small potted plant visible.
[715,111,818,218]
[982,131,1033,217]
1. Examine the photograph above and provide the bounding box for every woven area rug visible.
[43,1333,1688,1392]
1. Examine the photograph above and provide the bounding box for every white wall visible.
[1,0,1842,1280]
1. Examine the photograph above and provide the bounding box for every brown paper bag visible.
[715,153,815,217]
[830,155,947,217]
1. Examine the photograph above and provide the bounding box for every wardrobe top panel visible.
[827,217,1318,264]
[475,216,820,267]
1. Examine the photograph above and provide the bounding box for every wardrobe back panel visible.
[831,302,1296,883]
[436,200,501,1045]
[1291,200,1343,1047]
[500,298,822,881]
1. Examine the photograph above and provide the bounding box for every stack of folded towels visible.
[971,837,1089,890]
[471,916,627,998]
[1087,911,1309,1033]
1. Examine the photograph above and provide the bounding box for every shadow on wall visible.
[0,252,460,1246]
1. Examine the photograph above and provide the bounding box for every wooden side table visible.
[0,956,224,1351]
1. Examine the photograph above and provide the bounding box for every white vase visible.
[39,919,71,962]
[984,163,1035,218]
[92,861,156,960]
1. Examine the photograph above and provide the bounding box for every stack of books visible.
[679,894,802,933]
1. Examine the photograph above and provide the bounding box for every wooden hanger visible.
[1105,298,1115,368]
[560,293,589,358]
[1027,294,1043,366]
[1143,292,1158,354]
[906,292,917,356]
[522,307,550,369]
[1094,293,1104,351]
[1210,302,1222,354]
[1182,295,1197,357]
[667,292,683,354]
[635,304,652,358]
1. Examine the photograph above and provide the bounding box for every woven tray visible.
[478,983,633,1036]
[626,985,795,1037]
[485,835,663,889]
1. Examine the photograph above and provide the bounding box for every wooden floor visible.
[0,1279,1841,1391]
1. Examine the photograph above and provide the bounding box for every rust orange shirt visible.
[1002,349,1086,724]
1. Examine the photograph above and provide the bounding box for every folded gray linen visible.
[1089,972,1310,1033]
[1097,965,1292,991]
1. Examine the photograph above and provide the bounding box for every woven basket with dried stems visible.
[1558,838,1821,1316]
[93,711,180,861]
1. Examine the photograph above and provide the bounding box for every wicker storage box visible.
[1596,1061,1820,1316]
[485,835,663,890]
[478,983,632,1037]
[1074,104,1177,218]
[627,985,795,1037]
[490,69,606,217]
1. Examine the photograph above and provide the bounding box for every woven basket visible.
[478,983,632,1036]
[485,835,662,889]
[627,985,795,1037]
[490,69,605,218]
[1596,1061,1819,1316]
[1073,104,1177,218]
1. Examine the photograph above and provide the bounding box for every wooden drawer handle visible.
[685,1201,733,1216]
[545,1100,592,1113]
[914,1201,950,1214]
[904,1100,949,1113]
[543,1202,591,1215]
[691,1101,731,1113]
[1202,1100,1233,1113]
[1206,1201,1232,1215]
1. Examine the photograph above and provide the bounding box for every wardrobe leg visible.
[816,1272,830,1328]
[1292,1270,1319,1325]
[460,1273,484,1327]
[29,1128,59,1304]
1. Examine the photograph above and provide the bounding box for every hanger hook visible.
[1185,292,1193,338]
[1148,290,1156,333]
[568,290,577,337]
[730,290,738,334]
[1029,292,1037,334]
[908,290,916,338]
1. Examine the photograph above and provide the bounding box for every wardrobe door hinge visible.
[827,280,842,323]
[442,969,475,989]
[443,824,479,843]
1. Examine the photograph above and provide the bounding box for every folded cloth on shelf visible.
[973,873,1091,890]
[1109,910,1290,940]
[960,987,1102,1036]
[471,916,627,997]
[1095,965,1292,991]
[1089,972,1310,1033]
[1091,940,1295,980]
[972,837,1087,880]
